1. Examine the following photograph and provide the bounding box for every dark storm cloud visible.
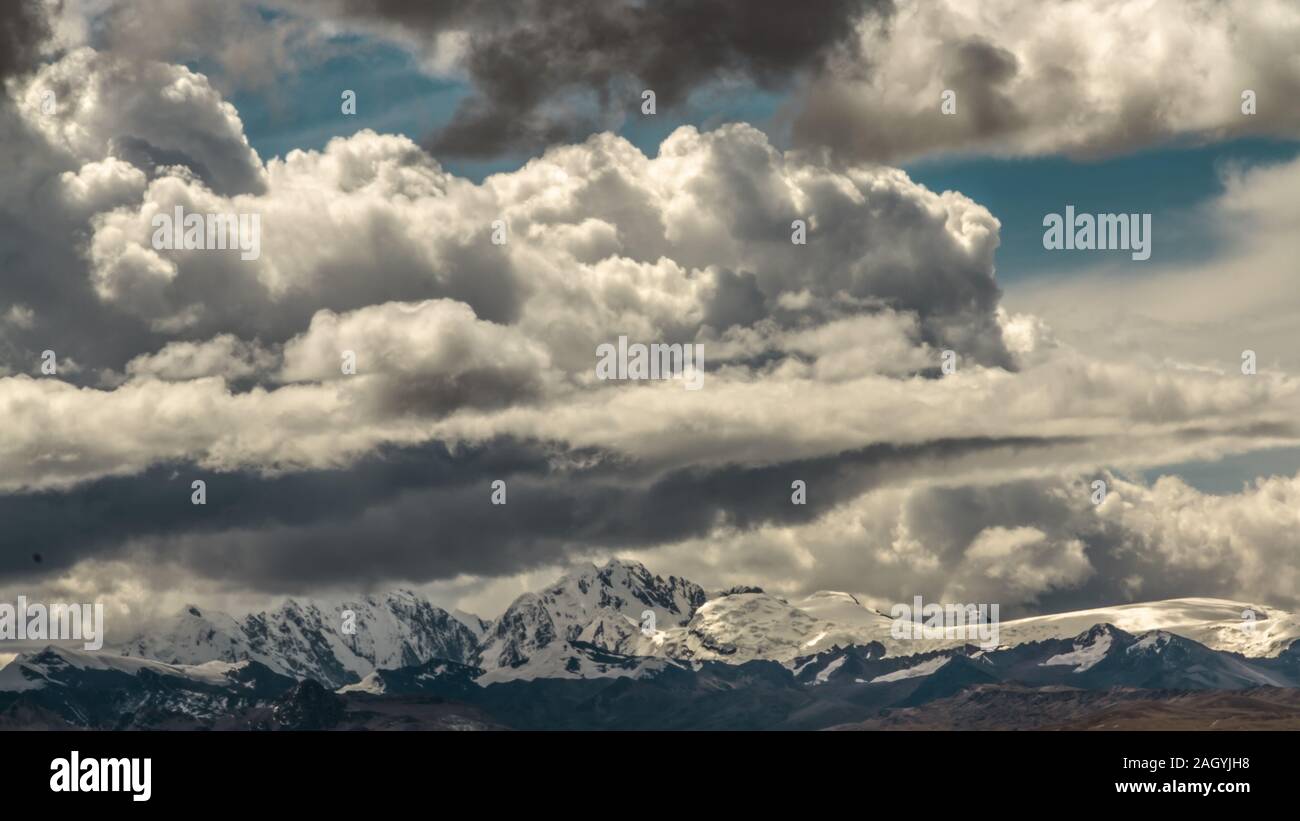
[702,269,767,333]
[0,433,1080,592]
[338,0,890,157]
[0,438,560,583]
[793,35,1028,164]
[0,0,47,82]
[944,39,1023,134]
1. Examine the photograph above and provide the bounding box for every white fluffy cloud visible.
[947,526,1092,603]
[124,334,276,382]
[18,47,265,196]
[67,118,1008,367]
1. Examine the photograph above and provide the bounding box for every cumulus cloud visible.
[0,46,269,382]
[279,299,556,414]
[1095,473,1300,610]
[2,42,1015,382]
[947,526,1092,604]
[19,48,266,196]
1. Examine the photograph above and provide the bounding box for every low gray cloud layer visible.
[0,433,1079,590]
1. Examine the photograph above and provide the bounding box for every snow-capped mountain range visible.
[6,558,1300,696]
[120,590,482,689]
[0,645,298,729]
[6,619,1300,731]
[650,589,1300,663]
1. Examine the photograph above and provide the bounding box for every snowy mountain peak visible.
[475,558,706,680]
[543,558,705,615]
[123,590,481,689]
[1073,623,1126,645]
